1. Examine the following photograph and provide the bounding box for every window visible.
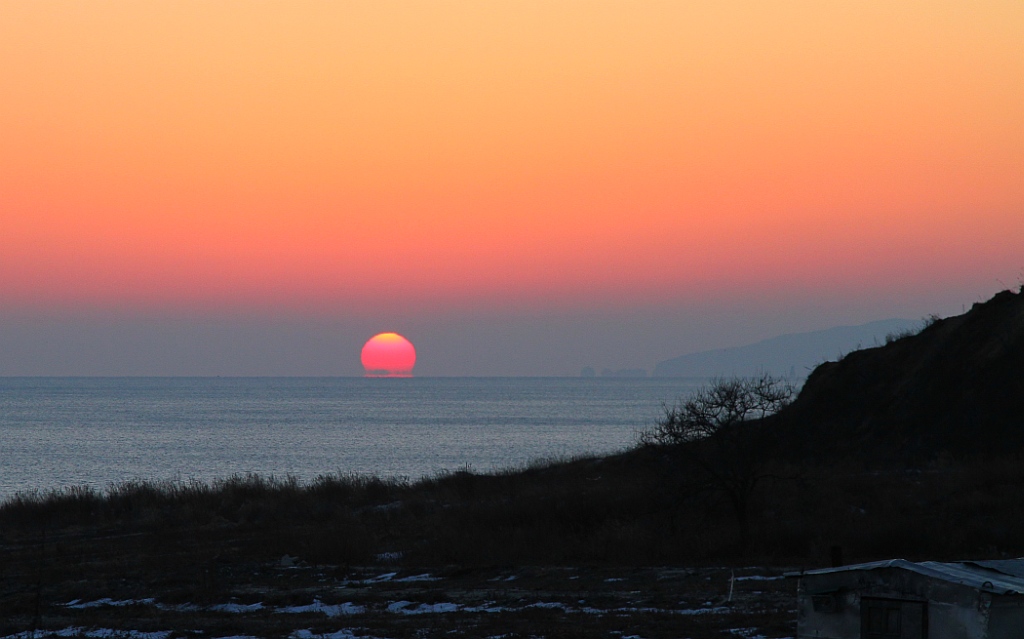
[861,598,925,639]
[811,592,840,613]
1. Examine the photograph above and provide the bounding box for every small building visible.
[789,558,1024,639]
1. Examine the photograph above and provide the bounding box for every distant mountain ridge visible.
[653,318,918,378]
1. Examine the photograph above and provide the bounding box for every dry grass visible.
[4,449,1024,637]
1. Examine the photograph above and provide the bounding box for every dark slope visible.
[782,289,1024,461]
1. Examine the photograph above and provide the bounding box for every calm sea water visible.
[0,377,706,499]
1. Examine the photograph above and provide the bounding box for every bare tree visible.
[640,374,795,552]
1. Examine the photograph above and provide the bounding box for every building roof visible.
[787,559,1024,595]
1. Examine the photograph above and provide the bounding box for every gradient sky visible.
[1,1,1021,375]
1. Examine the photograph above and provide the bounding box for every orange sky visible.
[2,1,1022,316]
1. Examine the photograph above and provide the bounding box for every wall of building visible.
[796,569,992,639]
[987,598,1024,639]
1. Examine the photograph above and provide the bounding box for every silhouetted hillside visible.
[6,291,1024,634]
[653,318,916,378]
[782,289,1024,461]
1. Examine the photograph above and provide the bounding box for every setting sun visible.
[361,332,417,377]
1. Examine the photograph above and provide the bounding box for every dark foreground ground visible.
[0,462,801,638]
[0,450,809,639]
[0,558,795,639]
[5,445,1024,638]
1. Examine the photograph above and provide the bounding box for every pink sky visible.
[1,2,1021,374]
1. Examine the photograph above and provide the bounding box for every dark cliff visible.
[781,288,1024,461]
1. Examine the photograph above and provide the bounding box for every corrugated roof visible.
[962,559,1024,579]
[786,559,1024,595]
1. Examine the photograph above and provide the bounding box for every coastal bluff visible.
[781,288,1024,461]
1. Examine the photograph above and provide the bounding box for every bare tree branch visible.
[639,374,795,553]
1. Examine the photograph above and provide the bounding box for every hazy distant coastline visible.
[651,318,917,379]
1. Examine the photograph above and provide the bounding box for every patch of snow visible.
[364,571,398,583]
[735,575,783,581]
[728,629,768,639]
[209,602,265,613]
[375,551,403,562]
[604,578,625,583]
[378,599,734,617]
[577,606,607,615]
[393,573,441,583]
[386,601,460,615]
[158,602,200,612]
[277,600,365,616]
[60,597,374,618]
[525,602,572,612]
[463,602,507,613]
[675,606,731,615]
[386,600,412,613]
[65,598,155,609]
[1,628,172,639]
[291,630,387,639]
[317,597,737,620]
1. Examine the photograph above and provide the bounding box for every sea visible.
[0,376,708,500]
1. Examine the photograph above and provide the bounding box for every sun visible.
[361,332,417,377]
